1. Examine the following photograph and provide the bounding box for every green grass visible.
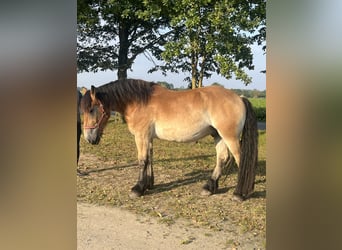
[77,119,266,246]
[249,97,266,121]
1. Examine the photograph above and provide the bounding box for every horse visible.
[77,90,82,164]
[80,79,258,201]
[77,90,88,176]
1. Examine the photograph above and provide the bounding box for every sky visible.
[77,44,266,90]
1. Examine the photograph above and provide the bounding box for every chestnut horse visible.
[80,79,258,201]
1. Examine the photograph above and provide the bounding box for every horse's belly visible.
[154,122,214,142]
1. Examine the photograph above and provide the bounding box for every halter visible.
[83,105,109,129]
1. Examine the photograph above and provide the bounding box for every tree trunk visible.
[198,76,203,88]
[191,74,197,89]
[198,55,206,88]
[118,22,129,80]
[191,51,198,89]
[198,65,203,88]
[118,22,130,123]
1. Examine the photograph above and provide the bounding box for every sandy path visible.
[77,203,263,249]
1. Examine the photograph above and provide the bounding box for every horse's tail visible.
[234,96,258,200]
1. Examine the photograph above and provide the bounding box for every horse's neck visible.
[109,98,125,114]
[106,89,126,114]
[99,80,150,115]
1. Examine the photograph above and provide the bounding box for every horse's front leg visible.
[130,135,151,198]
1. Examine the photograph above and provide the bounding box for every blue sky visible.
[77,44,266,90]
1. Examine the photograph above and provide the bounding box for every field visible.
[77,117,266,247]
[249,97,266,121]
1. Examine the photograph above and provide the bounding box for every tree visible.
[211,82,224,87]
[157,81,174,89]
[149,0,266,88]
[77,0,172,80]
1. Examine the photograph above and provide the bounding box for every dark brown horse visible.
[77,90,88,176]
[80,79,258,201]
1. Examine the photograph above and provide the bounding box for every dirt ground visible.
[77,202,264,249]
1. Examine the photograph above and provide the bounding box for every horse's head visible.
[80,86,110,145]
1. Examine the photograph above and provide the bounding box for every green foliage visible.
[157,81,174,89]
[77,0,172,79]
[211,82,224,87]
[149,0,266,87]
[249,98,266,122]
[78,0,265,87]
[229,88,266,98]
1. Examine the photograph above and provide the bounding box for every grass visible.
[249,97,266,108]
[249,97,266,121]
[77,118,266,244]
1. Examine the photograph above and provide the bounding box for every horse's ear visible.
[90,85,96,102]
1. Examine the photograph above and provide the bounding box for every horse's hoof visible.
[202,179,218,195]
[129,191,142,199]
[231,194,244,202]
[201,183,212,196]
[201,189,213,196]
[130,185,145,198]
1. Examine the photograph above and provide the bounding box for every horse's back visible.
[151,85,245,120]
[151,84,241,105]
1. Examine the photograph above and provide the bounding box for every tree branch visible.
[127,29,174,65]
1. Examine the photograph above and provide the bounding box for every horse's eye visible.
[89,108,94,114]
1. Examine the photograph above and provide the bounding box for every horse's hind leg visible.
[202,136,229,195]
[221,135,247,200]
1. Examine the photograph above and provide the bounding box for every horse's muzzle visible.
[87,137,100,145]
[84,128,101,145]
